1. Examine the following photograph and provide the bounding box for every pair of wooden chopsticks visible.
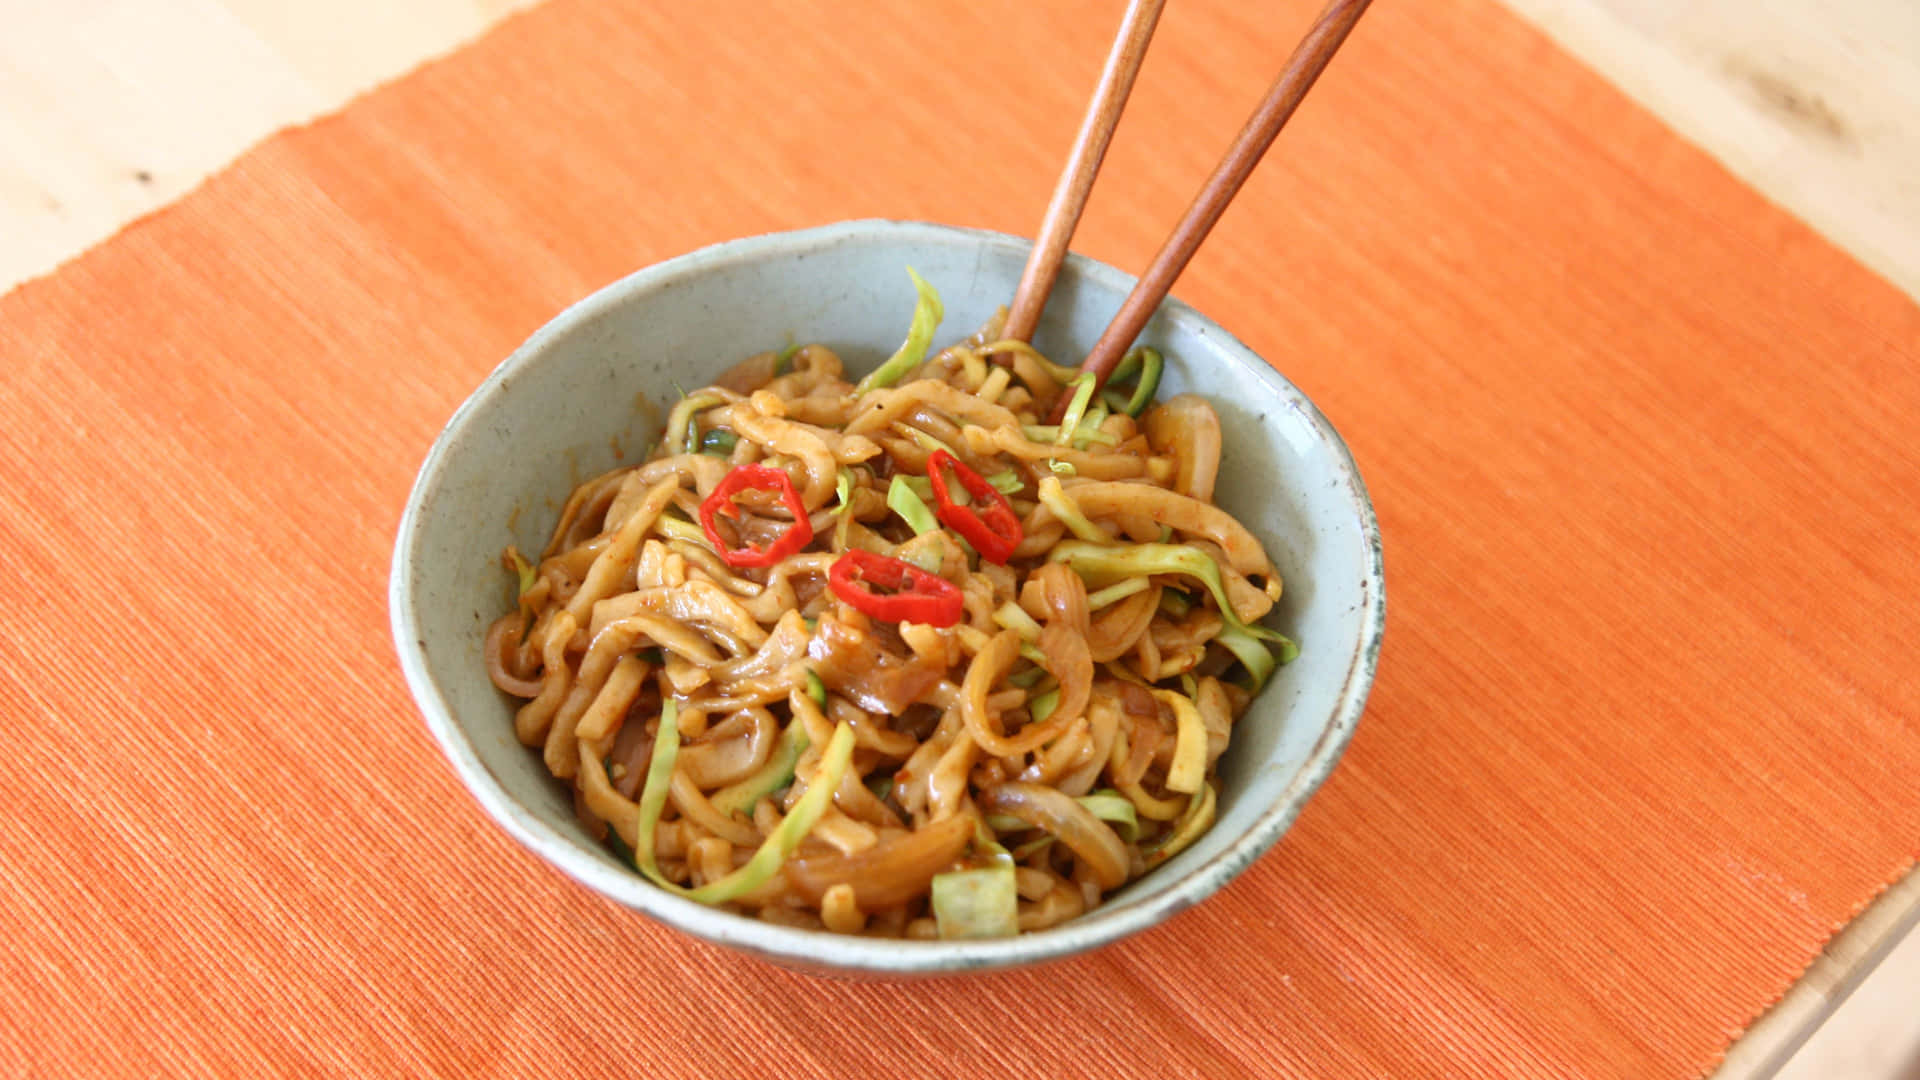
[1012,0,1374,422]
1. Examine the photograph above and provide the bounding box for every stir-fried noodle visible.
[486,273,1297,938]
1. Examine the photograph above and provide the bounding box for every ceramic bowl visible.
[390,219,1384,975]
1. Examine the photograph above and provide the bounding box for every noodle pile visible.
[485,278,1295,938]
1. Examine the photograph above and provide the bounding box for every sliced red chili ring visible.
[827,549,964,627]
[698,464,814,569]
[926,449,1022,565]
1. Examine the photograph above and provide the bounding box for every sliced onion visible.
[978,782,1129,889]
[784,812,975,908]
[1143,394,1222,502]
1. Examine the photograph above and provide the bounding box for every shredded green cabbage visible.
[652,512,706,544]
[505,547,537,599]
[854,267,944,395]
[887,475,940,536]
[1085,577,1150,610]
[1214,621,1285,694]
[1006,665,1050,689]
[708,718,810,817]
[986,469,1024,495]
[1055,373,1097,447]
[1029,687,1061,723]
[931,857,1018,939]
[636,709,855,905]
[1021,422,1118,448]
[1037,477,1110,543]
[668,391,728,454]
[991,600,1044,641]
[1121,347,1164,417]
[1143,781,1216,869]
[1075,790,1140,843]
[827,467,855,517]
[1049,540,1297,691]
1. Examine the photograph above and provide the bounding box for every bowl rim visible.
[389,218,1386,974]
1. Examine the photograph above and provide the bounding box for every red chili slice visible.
[827,549,964,627]
[926,450,1022,565]
[699,464,814,569]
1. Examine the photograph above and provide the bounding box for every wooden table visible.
[4,1,1913,1075]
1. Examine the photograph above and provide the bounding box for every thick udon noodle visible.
[485,304,1291,938]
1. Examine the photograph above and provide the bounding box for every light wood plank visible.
[0,0,535,291]
[1494,0,1920,300]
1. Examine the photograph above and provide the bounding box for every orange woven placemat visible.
[3,0,1916,1076]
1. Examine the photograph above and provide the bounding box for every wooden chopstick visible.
[1003,0,1169,345]
[1049,0,1376,421]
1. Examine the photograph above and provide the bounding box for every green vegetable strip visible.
[669,391,728,454]
[1021,423,1118,448]
[604,815,638,867]
[896,424,959,457]
[898,475,935,502]
[1051,541,1247,636]
[1049,540,1297,688]
[1122,348,1164,417]
[1006,665,1049,689]
[1009,836,1054,862]
[631,700,683,888]
[1144,781,1216,869]
[776,342,803,369]
[1037,478,1110,543]
[854,267,944,395]
[699,429,739,456]
[708,718,810,817]
[1054,374,1097,447]
[1106,349,1144,386]
[901,535,949,573]
[985,469,1024,496]
[506,548,537,598]
[1085,576,1150,610]
[1082,399,1110,437]
[652,512,706,544]
[1075,791,1140,843]
[975,338,1082,384]
[805,669,828,708]
[931,860,1018,939]
[886,475,940,536]
[1213,621,1282,694]
[991,601,1044,641]
[828,467,855,517]
[638,716,857,905]
[685,722,854,904]
[1029,687,1061,723]
[908,466,1019,503]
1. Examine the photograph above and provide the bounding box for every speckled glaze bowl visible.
[390,220,1384,976]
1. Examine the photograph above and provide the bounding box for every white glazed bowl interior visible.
[391,220,1384,975]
